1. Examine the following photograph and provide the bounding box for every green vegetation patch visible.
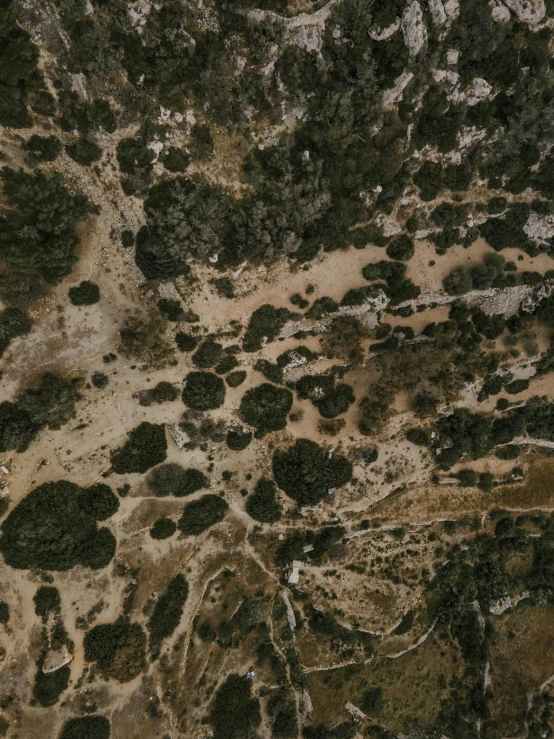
[148,463,208,497]
[182,371,226,410]
[84,617,146,682]
[33,661,70,707]
[242,305,291,352]
[0,168,90,285]
[59,717,111,739]
[273,439,352,506]
[150,518,177,540]
[178,494,229,536]
[148,574,188,657]
[0,480,118,571]
[68,281,100,306]
[209,673,261,739]
[246,479,282,523]
[0,307,32,357]
[111,422,167,474]
[226,427,253,451]
[239,383,293,436]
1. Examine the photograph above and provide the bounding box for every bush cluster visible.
[84,617,146,682]
[148,463,208,497]
[242,305,291,352]
[0,480,118,571]
[59,717,111,739]
[226,427,253,451]
[209,673,261,739]
[0,307,32,357]
[150,518,177,540]
[272,439,352,506]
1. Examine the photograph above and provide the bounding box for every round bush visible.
[111,422,167,474]
[239,383,293,436]
[148,463,208,497]
[84,618,146,682]
[182,372,226,411]
[176,332,198,352]
[272,438,352,506]
[151,381,178,403]
[91,372,109,388]
[226,370,247,388]
[150,518,177,540]
[59,716,111,739]
[386,235,414,261]
[192,340,223,368]
[178,494,229,535]
[69,281,100,306]
[26,134,62,162]
[226,428,252,451]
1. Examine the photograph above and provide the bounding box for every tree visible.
[242,304,291,352]
[239,383,293,436]
[192,340,223,368]
[178,495,228,535]
[246,479,282,523]
[182,371,226,410]
[272,438,352,506]
[0,168,90,284]
[111,422,167,474]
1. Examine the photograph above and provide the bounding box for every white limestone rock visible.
[402,1,428,56]
[502,0,546,23]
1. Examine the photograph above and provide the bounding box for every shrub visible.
[239,383,293,436]
[25,134,62,162]
[175,332,198,352]
[111,422,167,474]
[406,428,430,446]
[215,354,239,375]
[163,146,190,172]
[69,281,100,306]
[226,370,247,387]
[121,230,135,248]
[182,371,226,410]
[178,494,229,535]
[242,305,291,352]
[84,617,146,682]
[150,381,179,403]
[272,438,352,506]
[65,139,102,166]
[34,586,60,622]
[148,574,188,656]
[116,138,154,176]
[150,518,177,540]
[91,372,109,388]
[0,307,32,357]
[148,463,208,497]
[190,123,214,159]
[386,235,414,261]
[209,673,261,739]
[0,480,118,570]
[0,168,90,284]
[59,716,111,739]
[192,340,223,368]
[443,266,473,296]
[33,662,70,707]
[157,298,185,321]
[413,161,443,200]
[316,384,355,419]
[361,686,383,716]
[227,428,253,451]
[0,601,8,624]
[246,479,282,523]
